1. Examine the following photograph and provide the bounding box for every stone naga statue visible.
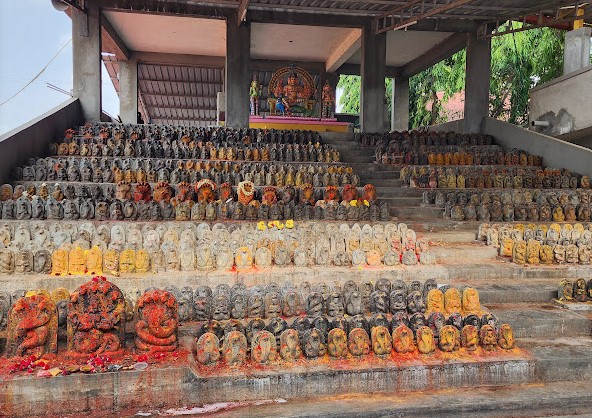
[67,276,126,356]
[7,293,58,357]
[135,289,179,352]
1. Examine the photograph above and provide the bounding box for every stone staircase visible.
[322,133,444,220]
[205,240,592,418]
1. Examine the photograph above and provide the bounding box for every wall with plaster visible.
[529,66,592,137]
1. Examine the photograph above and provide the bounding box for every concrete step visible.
[349,162,393,171]
[378,196,424,206]
[489,304,592,339]
[476,283,557,304]
[339,152,376,160]
[324,143,362,149]
[1,351,543,418]
[319,132,355,142]
[406,220,485,233]
[340,156,375,163]
[420,230,479,243]
[207,380,592,418]
[339,153,376,160]
[524,337,592,382]
[390,206,445,219]
[325,141,375,150]
[365,178,404,187]
[430,244,498,261]
[328,142,371,149]
[375,188,423,198]
[359,170,400,180]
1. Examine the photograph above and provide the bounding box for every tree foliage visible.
[337,75,361,114]
[489,24,564,125]
[337,25,564,130]
[409,50,465,128]
[337,76,393,124]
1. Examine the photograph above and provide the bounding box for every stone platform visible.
[202,380,592,418]
[248,116,351,133]
[0,350,534,417]
[3,337,592,418]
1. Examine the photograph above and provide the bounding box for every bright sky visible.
[0,0,119,135]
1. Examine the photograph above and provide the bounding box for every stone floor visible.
[70,380,592,417]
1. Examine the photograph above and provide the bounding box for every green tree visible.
[409,50,466,128]
[489,24,564,125]
[337,25,564,130]
[337,75,361,114]
[337,76,393,124]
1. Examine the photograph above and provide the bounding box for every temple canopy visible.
[60,0,591,128]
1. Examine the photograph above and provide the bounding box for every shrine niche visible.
[6,293,58,358]
[67,276,125,357]
[267,65,317,116]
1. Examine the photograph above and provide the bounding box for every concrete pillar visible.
[119,56,138,124]
[391,77,409,131]
[225,15,251,128]
[360,23,386,132]
[72,0,102,122]
[464,32,491,133]
[564,27,592,75]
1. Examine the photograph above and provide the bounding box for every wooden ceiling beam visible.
[376,0,475,34]
[150,105,217,111]
[238,0,250,25]
[101,13,131,60]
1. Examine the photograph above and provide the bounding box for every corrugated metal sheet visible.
[138,63,224,127]
[248,0,575,21]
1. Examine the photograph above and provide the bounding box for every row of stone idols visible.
[0,194,389,222]
[557,278,592,302]
[0,221,432,273]
[189,306,498,344]
[480,223,592,264]
[166,278,483,322]
[508,239,591,264]
[4,279,179,357]
[0,279,482,332]
[5,181,375,205]
[0,220,417,250]
[0,238,432,275]
[406,167,588,190]
[427,189,592,222]
[479,223,592,248]
[2,277,516,363]
[378,147,543,168]
[192,320,515,367]
[51,140,340,163]
[0,277,456,329]
[70,123,324,145]
[356,131,496,148]
[445,202,591,223]
[425,189,590,208]
[16,158,361,187]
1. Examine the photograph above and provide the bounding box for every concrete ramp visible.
[482,117,592,178]
[430,117,592,179]
[0,98,82,184]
